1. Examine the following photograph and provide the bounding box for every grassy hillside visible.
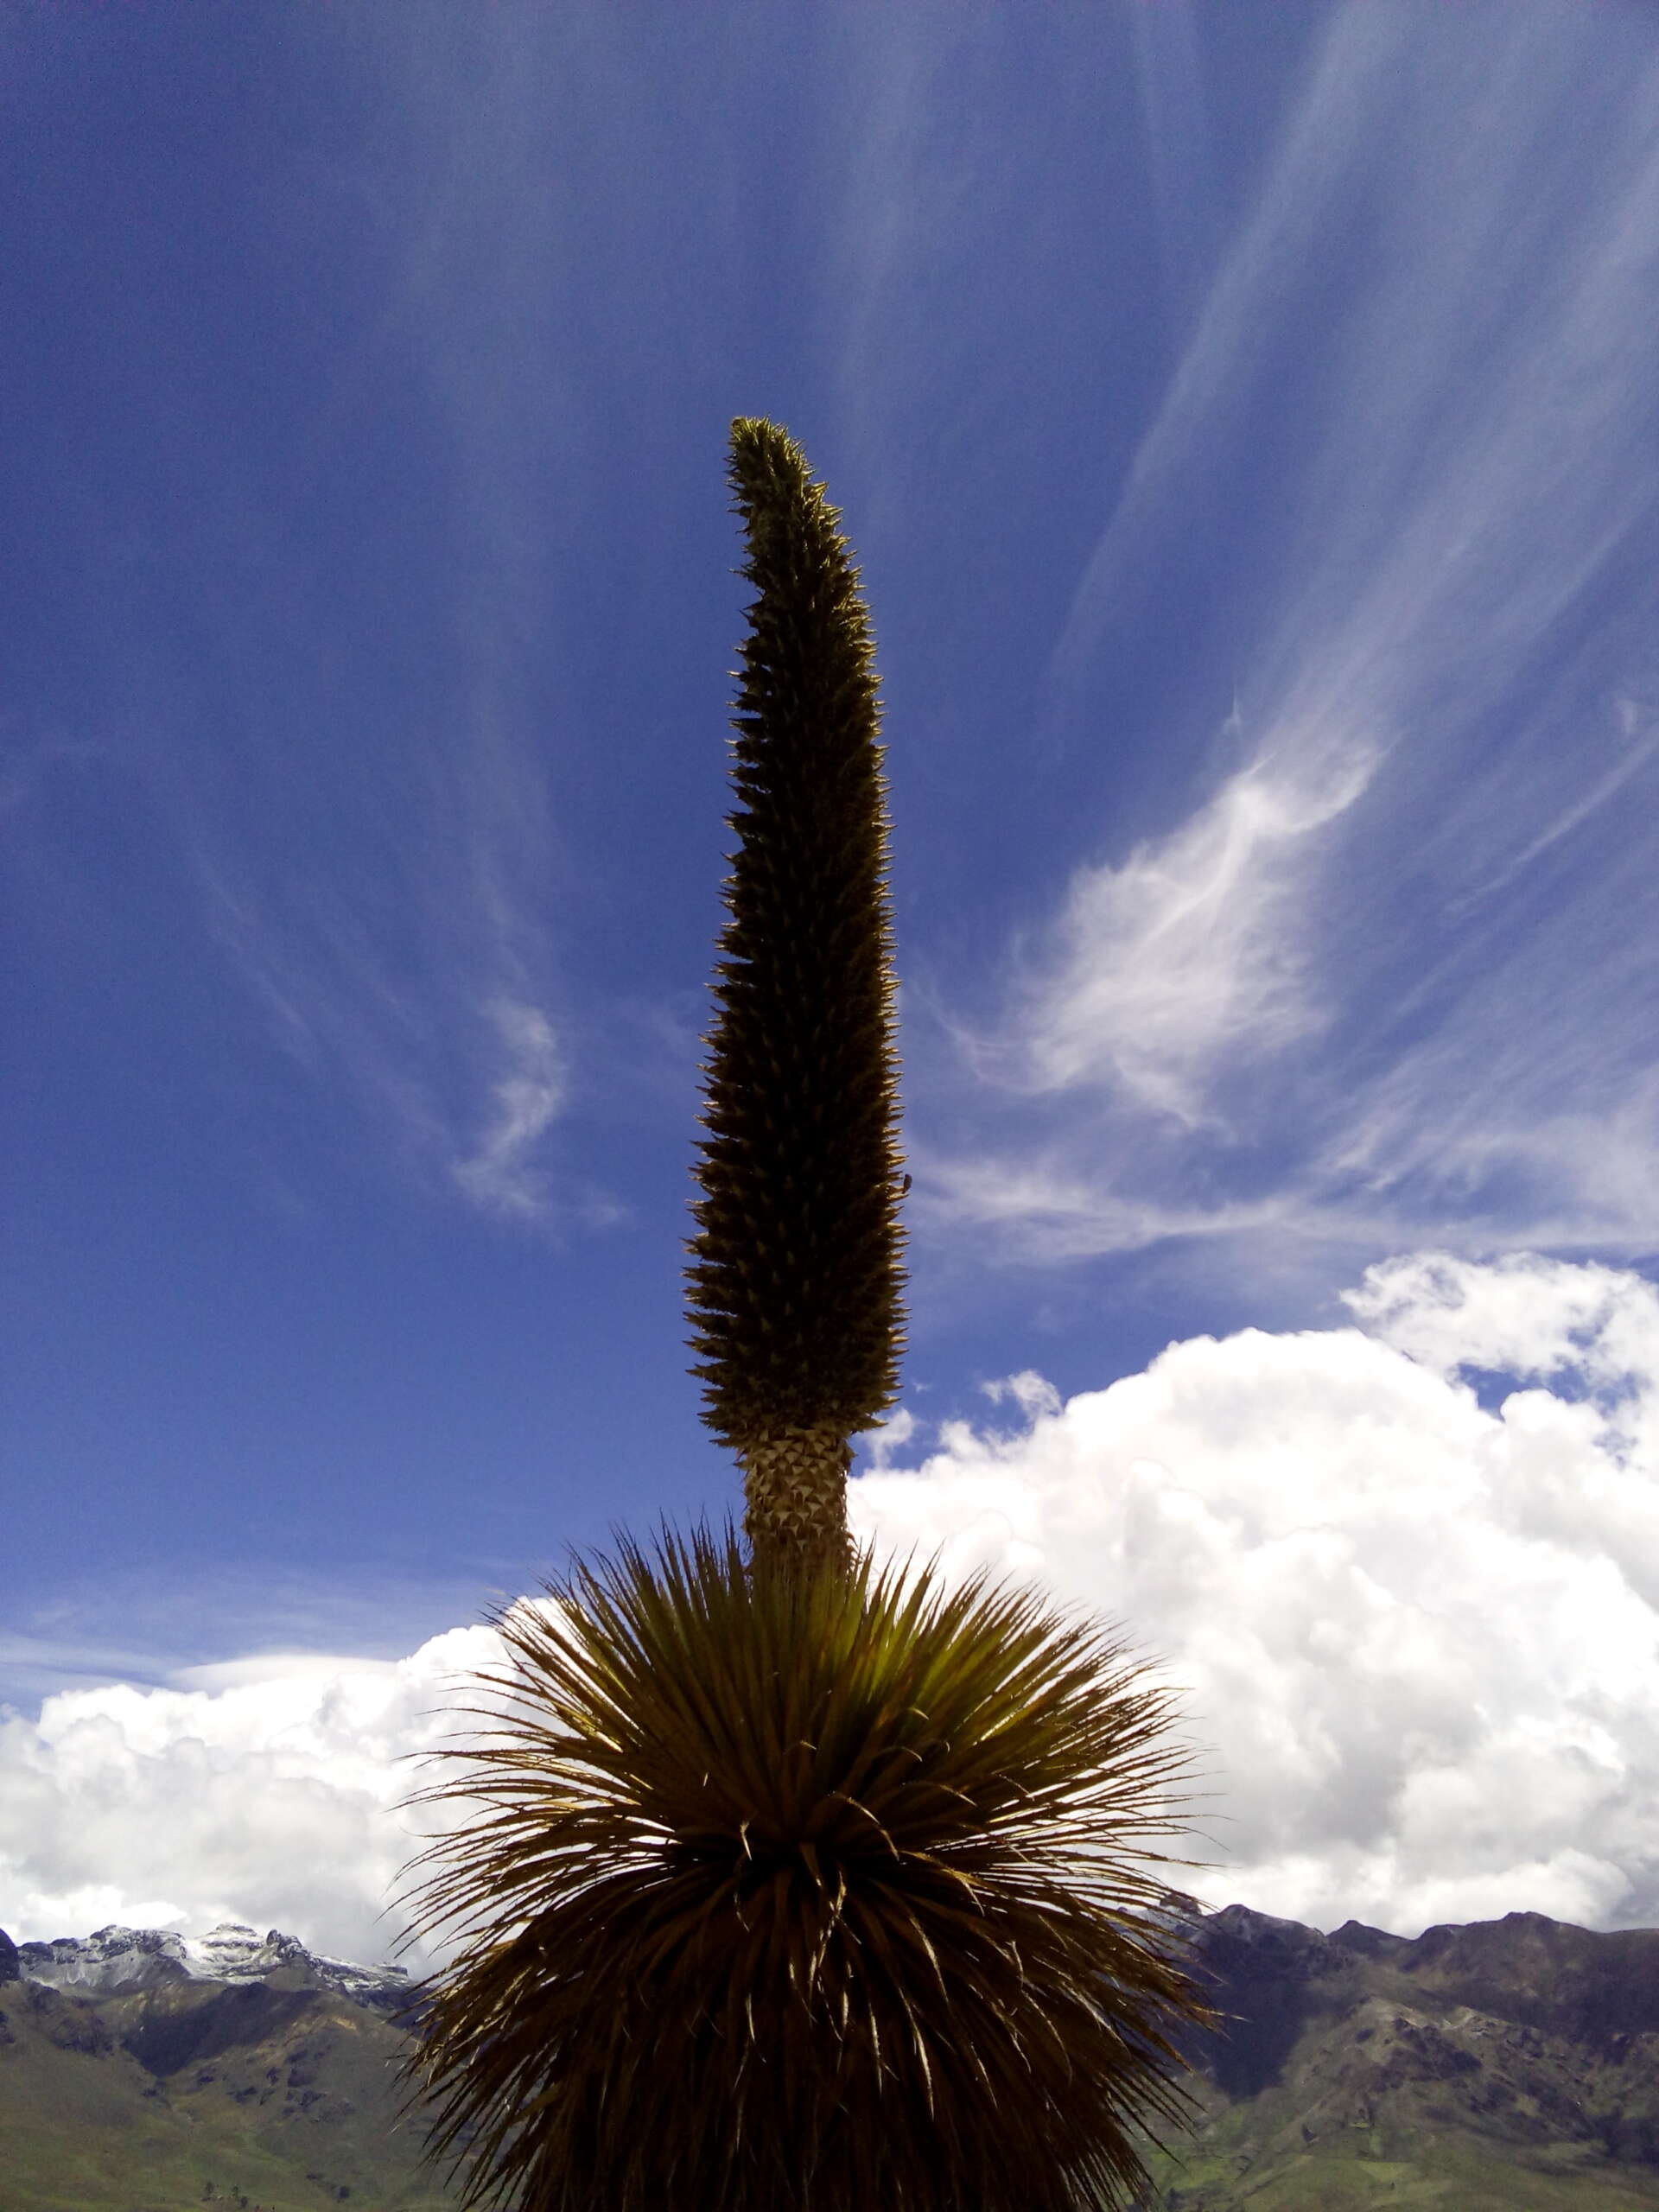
[0,1974,472,2212]
[1130,2114,1659,2211]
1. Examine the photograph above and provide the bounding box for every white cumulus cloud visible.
[0,1628,513,1977]
[852,1251,1659,1939]
[3,1255,1656,1967]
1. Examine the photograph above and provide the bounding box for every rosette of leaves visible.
[386,1525,1231,2212]
[683,417,907,1576]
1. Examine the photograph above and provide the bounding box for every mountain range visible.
[3,1900,1658,2210]
[0,1918,457,2211]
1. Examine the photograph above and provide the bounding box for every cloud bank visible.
[0,1627,506,1980]
[855,1250,1659,1940]
[3,1254,1655,1970]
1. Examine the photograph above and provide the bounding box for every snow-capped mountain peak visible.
[7,1920,415,2012]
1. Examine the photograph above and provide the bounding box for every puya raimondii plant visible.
[683,415,907,1577]
[385,418,1234,2212]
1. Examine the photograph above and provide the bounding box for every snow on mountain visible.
[0,1892,1230,2023]
[9,1920,416,2012]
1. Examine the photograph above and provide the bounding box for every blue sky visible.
[5,1,1659,1968]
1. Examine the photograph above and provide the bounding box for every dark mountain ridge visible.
[1123,1900,1659,2207]
[3,1901,1658,2209]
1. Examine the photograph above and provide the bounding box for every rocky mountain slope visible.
[10,1920,424,2018]
[0,1921,460,2212]
[3,1902,1658,2210]
[1125,1900,1659,2209]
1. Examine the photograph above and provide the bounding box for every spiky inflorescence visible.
[684,419,906,1569]
[385,1529,1234,2212]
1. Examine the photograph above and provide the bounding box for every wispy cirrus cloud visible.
[451,997,565,1218]
[1128,0,1221,350]
[0,1558,528,1717]
[919,0,1659,1276]
[180,758,579,1227]
[960,728,1379,1128]
[125,11,608,1235]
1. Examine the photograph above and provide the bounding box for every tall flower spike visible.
[684,418,907,1575]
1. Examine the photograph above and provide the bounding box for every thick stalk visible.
[741,1421,855,1576]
